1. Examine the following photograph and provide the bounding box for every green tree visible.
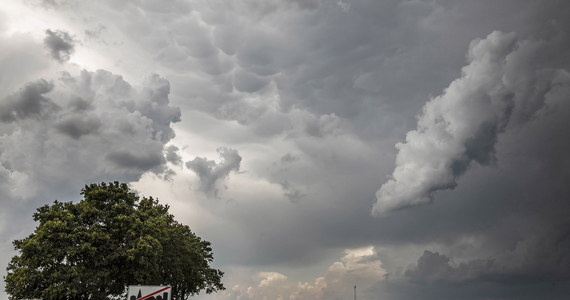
[4,182,224,300]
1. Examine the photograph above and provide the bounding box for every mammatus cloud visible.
[186,147,242,196]
[44,29,75,62]
[373,31,570,215]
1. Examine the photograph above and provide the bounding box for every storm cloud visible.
[186,147,242,196]
[44,29,75,62]
[0,79,57,122]
[0,69,180,187]
[373,31,570,214]
[0,51,181,296]
[165,145,183,166]
[1,1,570,300]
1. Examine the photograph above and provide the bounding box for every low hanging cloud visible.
[223,246,386,300]
[373,31,570,215]
[44,29,75,63]
[406,223,570,286]
[186,147,242,196]
[405,250,497,284]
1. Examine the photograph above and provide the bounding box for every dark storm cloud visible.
[190,6,570,298]
[55,114,101,139]
[4,1,570,300]
[165,145,182,165]
[405,250,496,284]
[106,150,165,171]
[130,5,570,298]
[372,277,570,300]
[44,29,75,62]
[0,79,58,122]
[186,147,242,196]
[380,231,570,300]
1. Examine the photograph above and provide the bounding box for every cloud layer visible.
[1,1,570,300]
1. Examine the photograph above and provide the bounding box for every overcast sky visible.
[1,0,570,299]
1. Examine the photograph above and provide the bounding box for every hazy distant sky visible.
[1,1,569,299]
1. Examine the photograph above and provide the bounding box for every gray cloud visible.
[232,69,269,93]
[405,250,497,284]
[0,66,181,298]
[90,5,570,299]
[373,31,570,214]
[132,74,181,143]
[44,29,75,62]
[270,152,308,202]
[3,1,570,300]
[106,150,165,172]
[279,180,305,203]
[165,145,183,165]
[280,153,298,164]
[55,114,101,139]
[0,68,180,191]
[186,147,242,196]
[0,31,55,98]
[0,79,58,122]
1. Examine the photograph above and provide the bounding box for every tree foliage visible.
[4,182,224,300]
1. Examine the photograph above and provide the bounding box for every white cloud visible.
[373,31,570,214]
[213,246,386,300]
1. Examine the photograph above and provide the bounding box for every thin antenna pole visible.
[354,285,356,300]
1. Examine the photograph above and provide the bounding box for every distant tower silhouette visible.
[354,285,356,300]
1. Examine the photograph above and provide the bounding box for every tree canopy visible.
[4,182,224,300]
